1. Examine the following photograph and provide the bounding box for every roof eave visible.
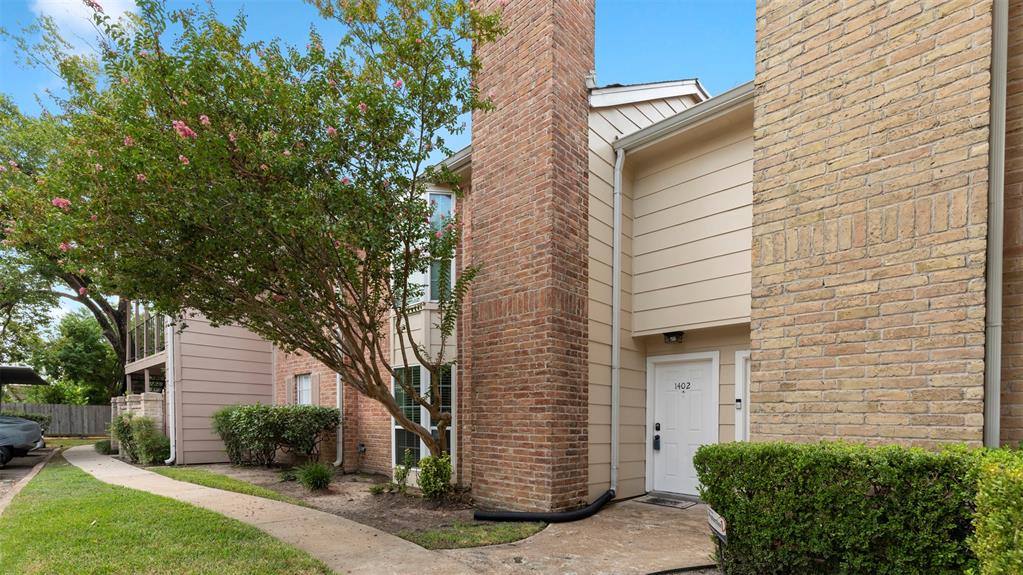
[613,80,754,153]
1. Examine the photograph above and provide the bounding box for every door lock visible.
[735,398,743,410]
[653,434,661,451]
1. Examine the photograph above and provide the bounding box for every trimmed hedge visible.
[211,404,340,467]
[418,453,452,499]
[110,414,169,465]
[0,411,52,433]
[694,442,986,575]
[970,452,1023,574]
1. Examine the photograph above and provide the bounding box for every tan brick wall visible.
[751,0,992,446]
[1001,0,1023,445]
[273,348,390,475]
[462,0,594,511]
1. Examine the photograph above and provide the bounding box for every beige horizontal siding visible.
[175,317,272,464]
[631,115,753,336]
[587,93,704,501]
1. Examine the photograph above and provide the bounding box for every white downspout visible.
[985,0,1008,448]
[163,320,177,464]
[610,148,625,494]
[333,372,344,467]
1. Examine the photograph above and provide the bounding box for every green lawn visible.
[46,436,101,449]
[149,466,306,506]
[399,521,546,549]
[0,455,332,574]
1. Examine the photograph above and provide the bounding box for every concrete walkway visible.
[64,446,472,575]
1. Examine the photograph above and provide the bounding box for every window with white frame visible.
[295,373,313,405]
[392,365,453,466]
[408,191,454,304]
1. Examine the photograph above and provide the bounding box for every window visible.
[406,191,455,305]
[392,365,454,467]
[295,374,312,405]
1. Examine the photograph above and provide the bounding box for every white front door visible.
[649,353,719,496]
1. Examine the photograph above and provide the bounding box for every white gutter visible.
[984,0,1008,448]
[333,372,344,467]
[610,148,625,494]
[163,319,177,464]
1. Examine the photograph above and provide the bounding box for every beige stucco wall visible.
[631,106,753,335]
[587,93,704,499]
[174,317,273,464]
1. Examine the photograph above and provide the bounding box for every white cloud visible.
[29,0,135,52]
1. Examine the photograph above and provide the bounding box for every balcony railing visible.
[128,313,166,363]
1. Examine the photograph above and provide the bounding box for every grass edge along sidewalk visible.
[0,453,332,575]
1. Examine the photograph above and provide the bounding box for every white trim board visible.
[645,351,720,494]
[734,350,751,442]
[590,79,708,109]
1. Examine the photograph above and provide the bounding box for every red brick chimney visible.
[459,0,595,511]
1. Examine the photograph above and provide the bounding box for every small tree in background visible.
[1,0,502,457]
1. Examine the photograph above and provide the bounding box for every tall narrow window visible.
[393,367,421,465]
[392,365,454,467]
[295,374,312,405]
[427,191,454,302]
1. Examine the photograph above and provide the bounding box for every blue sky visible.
[0,0,754,320]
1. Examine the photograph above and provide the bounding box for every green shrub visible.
[368,483,388,495]
[279,469,297,482]
[210,404,340,467]
[694,442,984,575]
[970,452,1023,574]
[417,453,451,499]
[296,462,332,491]
[393,448,414,494]
[94,439,115,455]
[211,406,245,464]
[130,417,170,465]
[0,411,52,433]
[110,414,139,462]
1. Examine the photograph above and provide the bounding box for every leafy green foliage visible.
[417,453,451,499]
[131,416,170,465]
[393,447,414,494]
[296,462,333,491]
[94,439,115,455]
[211,404,340,466]
[970,451,1023,574]
[694,442,987,575]
[0,410,52,432]
[110,414,138,462]
[1,0,502,459]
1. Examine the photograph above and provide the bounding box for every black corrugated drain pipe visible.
[473,489,615,523]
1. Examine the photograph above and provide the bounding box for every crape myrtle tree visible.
[0,96,130,376]
[2,0,502,457]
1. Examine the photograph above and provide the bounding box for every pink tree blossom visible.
[123,135,135,147]
[393,79,404,89]
[59,242,72,252]
[84,0,103,13]
[178,154,190,165]
[51,197,72,211]
[90,214,98,221]
[228,132,238,143]
[199,114,211,126]
[172,120,198,138]
[78,287,88,296]
[136,173,147,182]
[326,126,337,136]
[341,176,351,185]
[358,102,368,114]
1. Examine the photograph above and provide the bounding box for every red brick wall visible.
[461,0,594,511]
[273,348,391,475]
[1002,0,1023,445]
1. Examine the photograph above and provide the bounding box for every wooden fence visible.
[1,402,110,436]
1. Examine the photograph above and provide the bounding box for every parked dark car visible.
[0,416,44,466]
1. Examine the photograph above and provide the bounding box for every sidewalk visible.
[63,446,472,575]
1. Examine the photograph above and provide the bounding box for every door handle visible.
[653,434,661,451]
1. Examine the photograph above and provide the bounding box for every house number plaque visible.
[674,381,692,393]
